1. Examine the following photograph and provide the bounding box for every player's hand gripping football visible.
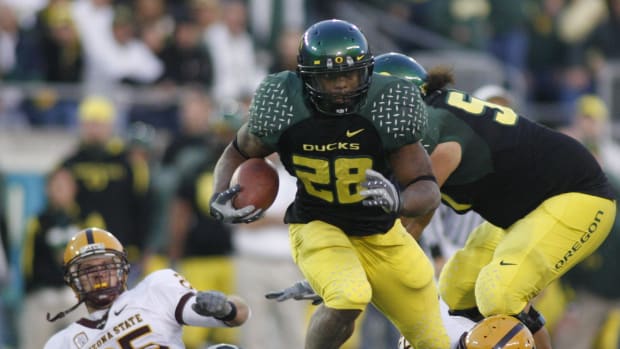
[265,280,323,305]
[193,291,235,319]
[210,185,264,223]
[360,169,402,214]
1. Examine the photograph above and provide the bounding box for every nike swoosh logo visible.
[499,260,517,266]
[356,55,365,61]
[113,304,128,316]
[346,128,365,137]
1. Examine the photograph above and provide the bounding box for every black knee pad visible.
[514,306,546,335]
[449,307,484,322]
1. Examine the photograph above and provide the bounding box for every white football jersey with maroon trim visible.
[44,269,222,349]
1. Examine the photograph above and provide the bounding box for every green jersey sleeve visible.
[360,74,428,151]
[247,71,311,147]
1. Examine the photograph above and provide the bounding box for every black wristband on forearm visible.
[232,137,251,159]
[215,301,237,322]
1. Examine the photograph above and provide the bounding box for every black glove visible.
[265,280,323,305]
[360,169,402,214]
[210,185,264,223]
[192,291,236,320]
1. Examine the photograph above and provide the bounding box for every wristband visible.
[215,301,237,322]
[232,137,251,159]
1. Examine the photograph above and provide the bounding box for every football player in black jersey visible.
[209,20,450,349]
[374,52,617,349]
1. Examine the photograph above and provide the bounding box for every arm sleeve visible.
[145,269,240,328]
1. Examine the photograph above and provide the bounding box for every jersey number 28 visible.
[292,155,373,203]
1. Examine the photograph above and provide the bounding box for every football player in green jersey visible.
[209,20,451,349]
[374,52,617,349]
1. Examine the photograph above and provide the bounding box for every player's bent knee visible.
[323,282,372,311]
[477,297,512,318]
[438,254,478,312]
[475,267,527,317]
[438,280,476,313]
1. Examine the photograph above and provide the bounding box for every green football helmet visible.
[374,52,427,88]
[297,19,374,116]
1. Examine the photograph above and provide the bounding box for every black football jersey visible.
[422,88,614,228]
[247,72,428,236]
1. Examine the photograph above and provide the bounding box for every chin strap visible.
[47,298,85,322]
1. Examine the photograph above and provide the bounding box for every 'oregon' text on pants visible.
[554,210,604,270]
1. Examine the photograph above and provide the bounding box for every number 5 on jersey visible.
[447,91,518,126]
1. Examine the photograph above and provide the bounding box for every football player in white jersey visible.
[44,227,250,349]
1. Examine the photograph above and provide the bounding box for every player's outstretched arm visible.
[191,291,250,327]
[223,295,250,326]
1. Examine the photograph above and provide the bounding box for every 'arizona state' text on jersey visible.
[247,72,428,236]
[422,89,614,228]
[43,269,227,349]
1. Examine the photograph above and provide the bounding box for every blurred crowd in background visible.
[0,0,618,130]
[1,0,620,348]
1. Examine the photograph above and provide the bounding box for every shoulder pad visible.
[362,75,428,147]
[248,72,310,143]
[140,268,179,288]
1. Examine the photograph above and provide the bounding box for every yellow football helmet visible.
[458,315,536,349]
[63,227,129,310]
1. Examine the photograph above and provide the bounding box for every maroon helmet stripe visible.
[85,228,95,244]
[494,323,526,349]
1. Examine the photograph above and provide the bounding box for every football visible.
[230,158,279,210]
